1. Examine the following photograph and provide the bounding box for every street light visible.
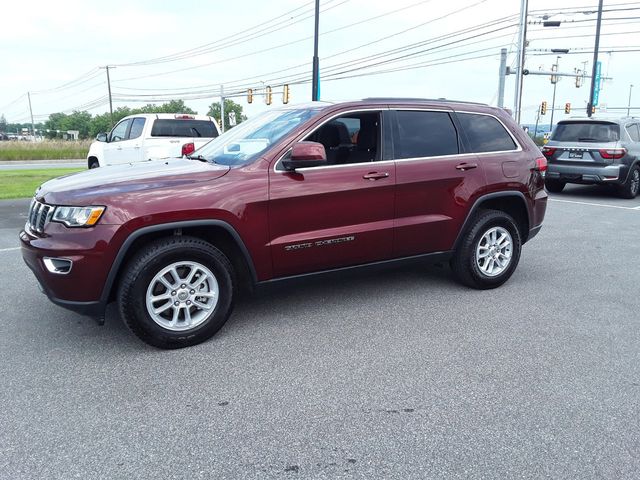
[550,55,561,132]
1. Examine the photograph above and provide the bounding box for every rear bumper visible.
[547,163,627,184]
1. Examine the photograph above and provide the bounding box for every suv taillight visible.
[535,157,547,172]
[541,146,556,158]
[182,142,195,156]
[599,148,626,160]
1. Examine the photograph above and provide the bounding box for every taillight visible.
[599,148,626,160]
[541,146,556,158]
[535,157,548,172]
[182,142,195,156]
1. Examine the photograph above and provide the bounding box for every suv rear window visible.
[552,122,620,142]
[457,113,517,153]
[151,119,218,138]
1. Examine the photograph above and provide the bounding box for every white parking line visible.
[0,247,20,252]
[549,198,640,211]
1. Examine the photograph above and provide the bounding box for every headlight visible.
[52,206,105,227]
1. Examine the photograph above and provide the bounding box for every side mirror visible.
[282,141,327,171]
[96,132,108,142]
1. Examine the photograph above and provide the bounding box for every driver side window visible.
[304,111,381,166]
[110,119,131,143]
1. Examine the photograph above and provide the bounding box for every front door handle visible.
[363,172,390,180]
[455,162,478,171]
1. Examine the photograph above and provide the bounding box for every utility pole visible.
[100,66,114,127]
[220,85,225,133]
[550,56,560,132]
[587,0,604,117]
[498,48,507,108]
[628,84,634,116]
[514,0,529,123]
[27,91,36,142]
[311,0,320,101]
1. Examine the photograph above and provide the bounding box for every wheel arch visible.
[101,220,258,306]
[453,191,532,250]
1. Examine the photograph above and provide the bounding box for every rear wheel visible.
[451,210,522,289]
[617,165,640,199]
[118,236,234,349]
[88,158,99,169]
[544,178,565,193]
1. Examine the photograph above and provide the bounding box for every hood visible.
[37,158,230,204]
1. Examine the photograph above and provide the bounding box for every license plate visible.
[568,151,583,159]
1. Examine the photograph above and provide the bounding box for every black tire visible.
[117,236,235,349]
[617,165,640,199]
[544,178,565,193]
[88,159,99,169]
[451,209,522,290]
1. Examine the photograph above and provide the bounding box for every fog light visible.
[43,257,73,274]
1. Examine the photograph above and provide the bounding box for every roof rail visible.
[361,97,488,106]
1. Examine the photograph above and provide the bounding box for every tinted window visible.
[110,119,131,143]
[552,122,620,142]
[395,111,458,159]
[129,117,145,139]
[458,113,516,152]
[626,124,640,142]
[303,112,380,165]
[151,119,218,138]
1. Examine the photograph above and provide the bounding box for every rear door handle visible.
[455,162,478,171]
[363,172,390,180]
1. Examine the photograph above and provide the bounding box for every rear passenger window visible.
[128,117,145,140]
[395,111,458,159]
[627,124,640,142]
[458,113,517,152]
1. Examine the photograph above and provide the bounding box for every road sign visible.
[228,112,237,126]
[593,61,602,106]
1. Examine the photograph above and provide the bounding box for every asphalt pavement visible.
[1,184,639,479]
[0,160,85,170]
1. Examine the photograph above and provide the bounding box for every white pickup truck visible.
[87,113,220,168]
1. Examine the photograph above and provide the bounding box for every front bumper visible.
[20,223,121,318]
[547,163,627,184]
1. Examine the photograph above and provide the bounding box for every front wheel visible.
[118,236,235,349]
[451,210,522,289]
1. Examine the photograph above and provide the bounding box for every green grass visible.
[0,168,84,200]
[0,140,90,160]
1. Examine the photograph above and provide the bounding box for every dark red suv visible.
[21,99,548,348]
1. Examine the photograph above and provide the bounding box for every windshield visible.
[552,122,620,143]
[193,107,323,166]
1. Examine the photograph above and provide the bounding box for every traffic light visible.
[247,88,253,104]
[283,84,290,104]
[541,101,547,115]
[592,105,596,114]
[564,103,571,114]
[266,86,272,105]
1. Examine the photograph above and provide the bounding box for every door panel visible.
[391,110,486,256]
[269,163,395,277]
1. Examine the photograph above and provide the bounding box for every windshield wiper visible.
[186,154,212,163]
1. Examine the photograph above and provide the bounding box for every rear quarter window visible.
[457,113,517,153]
[552,122,620,142]
[151,119,218,138]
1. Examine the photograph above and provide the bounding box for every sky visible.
[1,0,639,129]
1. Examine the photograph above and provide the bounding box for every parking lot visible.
[1,184,639,479]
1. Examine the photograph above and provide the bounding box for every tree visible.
[207,99,247,131]
[0,114,6,132]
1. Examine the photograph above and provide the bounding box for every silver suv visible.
[542,117,640,198]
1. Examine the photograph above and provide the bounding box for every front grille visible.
[27,198,54,234]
